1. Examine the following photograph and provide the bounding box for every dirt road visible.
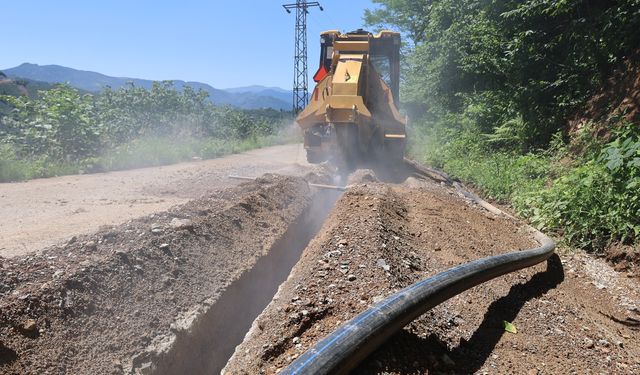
[0,144,309,258]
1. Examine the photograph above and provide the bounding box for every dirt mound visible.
[607,243,640,277]
[225,180,640,374]
[0,174,320,374]
[346,169,378,185]
[0,144,313,258]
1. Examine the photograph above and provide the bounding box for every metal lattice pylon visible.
[283,1,323,114]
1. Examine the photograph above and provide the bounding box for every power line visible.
[282,1,323,114]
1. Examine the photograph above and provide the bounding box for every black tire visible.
[306,149,326,164]
[384,139,405,164]
[369,130,386,163]
[334,124,359,172]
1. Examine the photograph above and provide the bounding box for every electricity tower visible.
[283,1,323,114]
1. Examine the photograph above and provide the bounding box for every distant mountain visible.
[226,85,292,106]
[225,85,290,94]
[2,63,292,110]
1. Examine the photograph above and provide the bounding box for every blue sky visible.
[2,0,378,89]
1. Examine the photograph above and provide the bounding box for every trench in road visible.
[151,190,341,375]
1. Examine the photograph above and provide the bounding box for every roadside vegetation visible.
[366,0,640,252]
[0,80,294,182]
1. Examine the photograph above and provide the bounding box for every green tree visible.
[367,0,640,149]
[1,84,100,159]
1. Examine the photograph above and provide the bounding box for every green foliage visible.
[0,144,79,181]
[0,83,293,182]
[367,0,640,149]
[517,122,640,250]
[2,85,100,159]
[413,116,639,250]
[0,144,30,181]
[95,134,285,172]
[0,76,55,117]
[411,116,550,202]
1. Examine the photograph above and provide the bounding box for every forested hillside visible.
[365,1,640,254]
[0,82,293,182]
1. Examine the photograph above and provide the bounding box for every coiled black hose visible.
[280,171,556,374]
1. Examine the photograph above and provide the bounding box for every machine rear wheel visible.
[384,139,405,163]
[306,149,326,164]
[334,124,359,172]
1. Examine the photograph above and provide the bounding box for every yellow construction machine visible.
[296,29,407,169]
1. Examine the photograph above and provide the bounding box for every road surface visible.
[0,144,310,257]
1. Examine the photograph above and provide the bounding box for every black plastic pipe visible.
[281,229,555,375]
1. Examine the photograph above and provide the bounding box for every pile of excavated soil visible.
[225,178,640,374]
[0,174,321,374]
[606,243,640,278]
[0,144,310,258]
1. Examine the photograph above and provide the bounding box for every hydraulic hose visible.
[280,173,556,375]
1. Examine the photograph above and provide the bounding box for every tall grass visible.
[409,117,551,202]
[0,133,292,182]
[409,117,639,251]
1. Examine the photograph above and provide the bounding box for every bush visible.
[0,144,30,181]
[410,115,550,202]
[517,122,640,250]
[0,144,80,181]
[0,83,293,182]
[412,117,639,251]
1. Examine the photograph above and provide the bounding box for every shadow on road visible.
[0,342,18,366]
[354,254,565,374]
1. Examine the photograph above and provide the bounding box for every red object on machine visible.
[313,65,328,82]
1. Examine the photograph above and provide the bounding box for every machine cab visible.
[314,29,401,103]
